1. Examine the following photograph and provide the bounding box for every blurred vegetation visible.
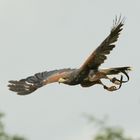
[0,111,139,140]
[83,114,139,140]
[0,112,26,140]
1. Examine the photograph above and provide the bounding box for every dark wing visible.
[8,69,73,95]
[80,16,124,72]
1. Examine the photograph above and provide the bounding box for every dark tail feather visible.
[101,66,131,75]
[100,66,132,82]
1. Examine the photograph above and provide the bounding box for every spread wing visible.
[80,16,124,72]
[8,69,73,95]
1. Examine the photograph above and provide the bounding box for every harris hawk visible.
[8,16,131,95]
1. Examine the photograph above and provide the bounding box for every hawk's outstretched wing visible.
[8,69,73,95]
[80,17,124,72]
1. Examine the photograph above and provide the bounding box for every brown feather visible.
[80,17,124,72]
[8,69,74,95]
[43,71,71,84]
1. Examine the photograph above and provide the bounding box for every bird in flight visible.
[8,16,131,95]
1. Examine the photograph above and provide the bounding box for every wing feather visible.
[8,69,73,95]
[80,16,124,71]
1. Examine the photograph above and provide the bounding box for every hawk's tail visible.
[100,66,132,75]
[100,66,132,82]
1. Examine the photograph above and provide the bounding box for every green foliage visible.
[94,126,132,140]
[83,114,134,140]
[0,112,26,140]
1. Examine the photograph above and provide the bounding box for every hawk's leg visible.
[105,75,124,86]
[100,75,123,92]
[107,71,129,84]
[103,84,118,91]
[108,76,122,85]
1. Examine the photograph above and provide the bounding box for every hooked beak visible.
[58,78,67,84]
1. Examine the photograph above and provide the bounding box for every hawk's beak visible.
[58,78,66,84]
